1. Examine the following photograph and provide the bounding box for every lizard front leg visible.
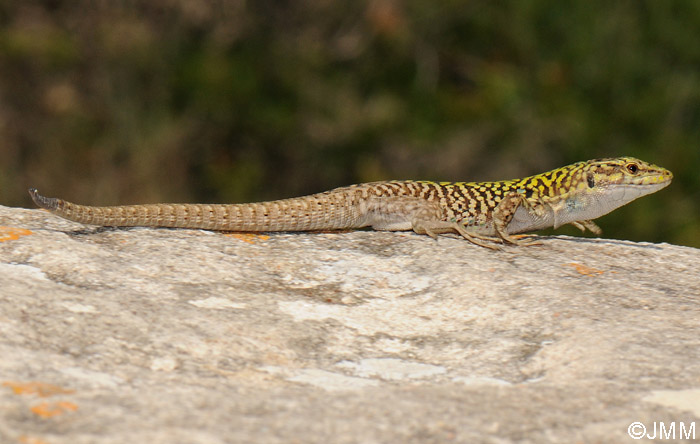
[492,191,545,246]
[569,220,602,235]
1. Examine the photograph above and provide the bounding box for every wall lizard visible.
[29,157,672,249]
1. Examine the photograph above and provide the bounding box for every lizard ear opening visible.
[586,173,595,189]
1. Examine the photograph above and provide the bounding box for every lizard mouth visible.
[613,180,670,200]
[633,171,673,188]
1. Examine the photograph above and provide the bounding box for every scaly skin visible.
[29,157,672,249]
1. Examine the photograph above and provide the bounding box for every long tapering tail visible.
[28,187,369,232]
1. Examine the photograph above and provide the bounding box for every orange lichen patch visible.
[19,435,50,444]
[565,263,605,277]
[30,401,78,418]
[224,233,270,243]
[0,226,34,242]
[2,381,74,397]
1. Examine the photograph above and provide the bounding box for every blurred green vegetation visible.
[0,0,698,246]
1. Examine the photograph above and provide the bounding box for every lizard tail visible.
[29,188,60,210]
[28,188,368,232]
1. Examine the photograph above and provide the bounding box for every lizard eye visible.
[626,163,639,174]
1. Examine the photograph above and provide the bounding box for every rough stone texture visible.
[1,205,699,444]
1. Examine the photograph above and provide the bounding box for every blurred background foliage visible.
[0,0,698,246]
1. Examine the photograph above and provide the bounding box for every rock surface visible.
[1,205,699,443]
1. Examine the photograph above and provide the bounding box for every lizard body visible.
[29,157,672,249]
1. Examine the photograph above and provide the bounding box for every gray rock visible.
[1,205,699,443]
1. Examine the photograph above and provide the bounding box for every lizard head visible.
[584,157,673,194]
[541,156,674,227]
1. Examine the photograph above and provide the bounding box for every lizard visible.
[28,156,672,249]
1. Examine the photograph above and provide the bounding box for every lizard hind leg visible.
[365,196,499,249]
[402,200,500,249]
[412,219,501,250]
